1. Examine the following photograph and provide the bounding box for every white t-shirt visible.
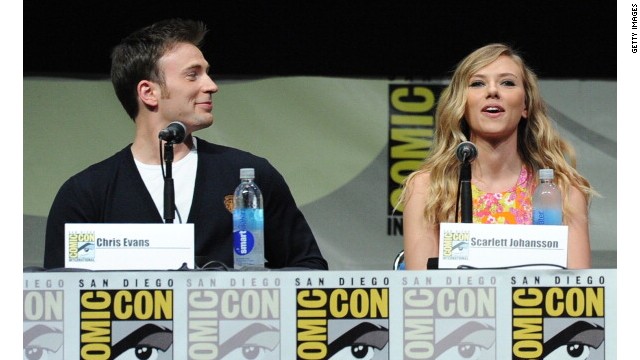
[134,139,198,223]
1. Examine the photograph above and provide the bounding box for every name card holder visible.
[438,223,568,269]
[65,223,195,270]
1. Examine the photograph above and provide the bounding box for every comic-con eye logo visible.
[542,321,604,359]
[434,321,495,359]
[23,324,63,360]
[218,323,280,359]
[327,322,389,359]
[78,242,95,259]
[111,323,173,359]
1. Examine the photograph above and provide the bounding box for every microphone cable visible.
[456,263,567,270]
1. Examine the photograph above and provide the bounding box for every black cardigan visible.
[44,138,328,270]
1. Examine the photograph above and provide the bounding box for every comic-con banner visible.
[388,84,445,236]
[23,269,615,359]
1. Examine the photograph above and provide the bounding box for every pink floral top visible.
[472,166,533,224]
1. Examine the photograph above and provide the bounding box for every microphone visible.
[456,141,476,223]
[456,141,478,163]
[158,121,186,144]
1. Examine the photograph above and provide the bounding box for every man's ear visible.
[138,80,158,107]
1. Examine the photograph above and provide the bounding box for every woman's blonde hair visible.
[397,43,594,225]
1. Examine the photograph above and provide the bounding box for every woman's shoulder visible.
[406,170,432,188]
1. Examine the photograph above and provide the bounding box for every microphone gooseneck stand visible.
[455,141,477,224]
[459,160,472,223]
[163,142,176,223]
[158,121,187,224]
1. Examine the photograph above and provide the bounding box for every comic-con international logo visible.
[79,289,174,359]
[442,231,469,260]
[512,286,605,359]
[296,287,390,360]
[187,288,281,360]
[68,231,96,262]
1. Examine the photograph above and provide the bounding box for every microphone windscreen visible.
[456,141,477,163]
[159,121,186,144]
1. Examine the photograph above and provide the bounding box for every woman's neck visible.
[470,137,522,192]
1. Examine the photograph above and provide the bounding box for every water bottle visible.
[532,168,563,225]
[233,168,265,269]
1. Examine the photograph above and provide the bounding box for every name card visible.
[64,223,194,270]
[438,223,568,269]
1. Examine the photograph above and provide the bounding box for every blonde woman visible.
[399,44,595,270]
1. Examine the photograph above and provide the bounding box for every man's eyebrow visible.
[183,62,209,73]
